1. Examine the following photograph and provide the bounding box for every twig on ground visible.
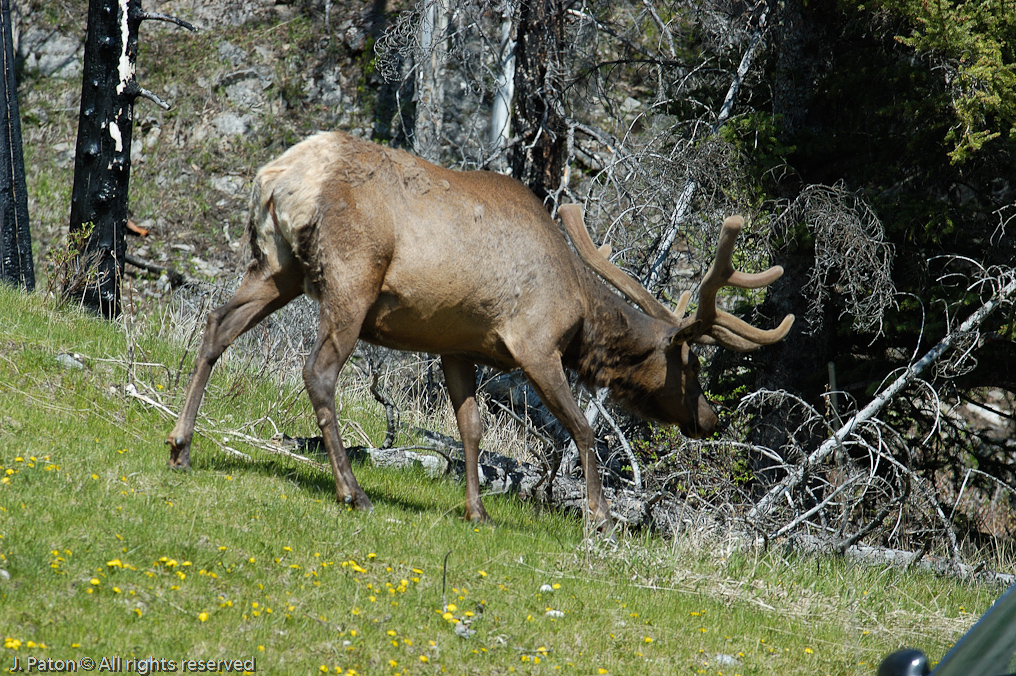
[369,371,400,449]
[124,253,188,288]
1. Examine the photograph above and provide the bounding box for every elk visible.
[167,131,793,528]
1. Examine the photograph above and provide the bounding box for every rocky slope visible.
[18,0,381,309]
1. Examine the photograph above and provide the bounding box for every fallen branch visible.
[125,253,188,288]
[369,371,399,449]
[591,396,641,490]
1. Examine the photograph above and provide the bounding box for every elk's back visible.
[248,131,588,365]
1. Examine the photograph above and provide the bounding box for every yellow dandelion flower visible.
[198,612,209,622]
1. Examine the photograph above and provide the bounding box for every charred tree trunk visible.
[0,0,33,292]
[67,0,192,318]
[508,0,566,203]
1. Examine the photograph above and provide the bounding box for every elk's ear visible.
[665,320,702,351]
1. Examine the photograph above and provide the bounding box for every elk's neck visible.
[566,273,668,395]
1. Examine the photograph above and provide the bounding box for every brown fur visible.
[167,131,775,528]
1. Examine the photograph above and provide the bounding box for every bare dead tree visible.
[743,264,1016,556]
[769,184,896,334]
[0,0,33,292]
[487,0,517,168]
[67,0,193,318]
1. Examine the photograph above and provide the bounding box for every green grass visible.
[0,285,1002,675]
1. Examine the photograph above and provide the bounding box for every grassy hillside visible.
[0,285,1002,674]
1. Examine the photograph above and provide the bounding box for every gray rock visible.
[221,70,273,108]
[211,112,252,136]
[210,175,248,196]
[21,29,82,79]
[56,353,84,370]
[311,71,343,108]
[715,654,740,667]
[621,96,642,112]
[218,41,249,66]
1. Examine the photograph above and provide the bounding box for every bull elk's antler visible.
[558,204,794,352]
[558,205,685,326]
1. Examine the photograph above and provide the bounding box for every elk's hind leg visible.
[441,356,491,523]
[168,261,304,468]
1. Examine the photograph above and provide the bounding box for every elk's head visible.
[655,333,718,438]
[558,205,794,438]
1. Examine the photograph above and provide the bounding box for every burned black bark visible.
[67,0,192,318]
[0,0,33,292]
[508,0,567,203]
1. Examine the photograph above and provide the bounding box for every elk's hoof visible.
[465,508,493,525]
[166,436,191,470]
[587,508,617,543]
[340,491,374,513]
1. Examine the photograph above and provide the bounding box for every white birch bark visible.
[488,4,516,155]
[415,0,449,161]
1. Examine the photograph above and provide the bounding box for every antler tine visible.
[558,205,686,326]
[674,290,692,317]
[693,216,795,350]
[714,311,795,349]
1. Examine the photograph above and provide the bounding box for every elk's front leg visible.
[168,264,302,468]
[520,355,612,531]
[303,321,373,512]
[441,356,490,523]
